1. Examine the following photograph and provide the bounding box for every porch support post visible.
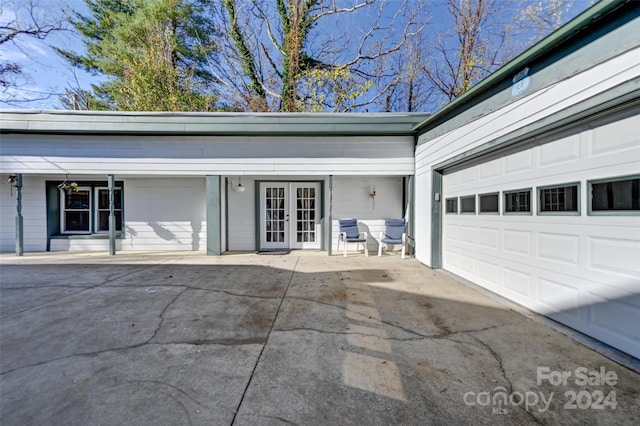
[15,174,23,256]
[407,174,415,256]
[108,174,116,256]
[206,175,222,255]
[431,170,443,269]
[328,175,333,256]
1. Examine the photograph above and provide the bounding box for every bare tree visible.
[0,0,67,105]
[212,0,424,112]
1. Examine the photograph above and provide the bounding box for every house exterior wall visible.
[0,134,415,176]
[0,176,208,253]
[0,175,47,252]
[224,175,405,252]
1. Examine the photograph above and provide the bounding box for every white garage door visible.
[441,110,640,358]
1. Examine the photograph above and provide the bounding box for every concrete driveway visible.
[1,252,638,425]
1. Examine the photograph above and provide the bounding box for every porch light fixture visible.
[233,177,246,193]
[370,185,377,210]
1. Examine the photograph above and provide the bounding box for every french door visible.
[259,182,321,250]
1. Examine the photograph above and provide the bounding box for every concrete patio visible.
[0,251,638,425]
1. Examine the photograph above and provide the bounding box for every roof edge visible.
[413,0,631,133]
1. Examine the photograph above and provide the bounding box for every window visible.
[61,187,91,233]
[58,183,123,234]
[479,193,499,214]
[445,197,458,214]
[504,189,531,214]
[590,176,640,214]
[460,195,476,214]
[96,187,123,232]
[539,184,579,214]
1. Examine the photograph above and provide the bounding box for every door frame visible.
[255,179,325,251]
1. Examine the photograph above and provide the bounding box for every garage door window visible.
[479,193,499,214]
[539,183,579,215]
[445,198,458,214]
[460,196,476,214]
[590,176,640,214]
[504,189,531,214]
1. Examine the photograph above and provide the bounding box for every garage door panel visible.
[537,232,580,266]
[589,236,640,277]
[503,229,532,256]
[538,276,581,321]
[477,227,500,249]
[503,266,533,300]
[586,290,640,358]
[538,133,581,167]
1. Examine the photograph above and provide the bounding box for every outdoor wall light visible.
[369,186,377,199]
[232,177,246,193]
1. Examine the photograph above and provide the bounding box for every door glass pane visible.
[295,185,316,243]
[265,186,286,244]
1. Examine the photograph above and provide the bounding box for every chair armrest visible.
[340,231,347,241]
[401,232,406,243]
[360,231,368,240]
[379,231,384,240]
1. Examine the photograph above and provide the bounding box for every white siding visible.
[226,176,257,251]
[119,178,206,251]
[1,135,415,176]
[0,175,47,252]
[440,114,640,358]
[332,176,405,252]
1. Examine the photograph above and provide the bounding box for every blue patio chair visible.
[378,218,407,259]
[337,218,368,257]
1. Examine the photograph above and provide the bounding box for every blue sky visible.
[0,0,593,110]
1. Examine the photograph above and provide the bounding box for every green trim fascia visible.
[0,111,429,137]
[432,80,640,172]
[206,176,222,255]
[413,0,635,134]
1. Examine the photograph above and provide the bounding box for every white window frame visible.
[60,186,92,234]
[95,187,123,233]
[460,195,476,215]
[479,192,500,215]
[445,197,458,214]
[537,182,580,216]
[503,188,532,215]
[588,174,640,216]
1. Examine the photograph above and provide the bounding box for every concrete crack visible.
[231,256,300,425]
[1,260,173,320]
[468,333,541,424]
[147,287,189,344]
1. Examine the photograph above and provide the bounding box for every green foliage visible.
[58,0,219,111]
[296,68,373,112]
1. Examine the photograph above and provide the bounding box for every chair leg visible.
[364,242,368,257]
[401,243,406,259]
[343,241,347,257]
[378,242,383,257]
